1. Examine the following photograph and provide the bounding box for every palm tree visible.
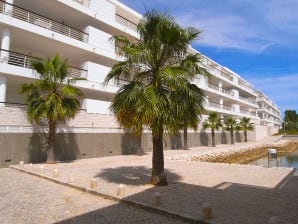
[203,112,222,147]
[105,10,206,186]
[19,54,82,163]
[239,117,254,142]
[176,84,205,150]
[225,117,238,144]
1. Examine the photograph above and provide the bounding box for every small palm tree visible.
[19,54,82,163]
[105,10,206,185]
[225,117,238,144]
[203,112,222,147]
[239,117,254,142]
[175,81,205,150]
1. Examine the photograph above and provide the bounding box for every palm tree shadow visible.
[94,166,182,186]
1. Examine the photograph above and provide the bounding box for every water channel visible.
[248,150,298,169]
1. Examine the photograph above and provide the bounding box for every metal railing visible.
[116,14,138,33]
[220,71,233,81]
[0,0,89,42]
[0,49,87,78]
[239,95,257,105]
[0,102,27,108]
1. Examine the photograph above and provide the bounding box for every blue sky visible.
[120,0,298,116]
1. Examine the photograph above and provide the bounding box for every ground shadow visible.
[95,166,182,186]
[54,170,298,224]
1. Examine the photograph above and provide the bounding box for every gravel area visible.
[7,137,298,224]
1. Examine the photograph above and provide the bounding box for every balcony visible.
[207,101,235,112]
[0,1,89,42]
[207,83,234,97]
[0,49,87,78]
[239,96,257,105]
[116,14,138,33]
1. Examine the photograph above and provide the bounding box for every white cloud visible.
[173,0,298,52]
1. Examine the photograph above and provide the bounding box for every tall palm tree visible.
[203,112,222,147]
[239,117,254,142]
[105,10,206,186]
[19,54,82,163]
[225,117,238,145]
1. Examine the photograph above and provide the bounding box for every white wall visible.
[82,99,111,114]
[84,26,114,56]
[89,0,116,22]
[82,61,111,83]
[247,124,269,141]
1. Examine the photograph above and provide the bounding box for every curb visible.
[10,165,209,224]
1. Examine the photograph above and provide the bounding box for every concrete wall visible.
[247,124,268,141]
[0,130,244,168]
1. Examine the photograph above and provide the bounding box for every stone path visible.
[0,168,190,224]
[4,137,298,224]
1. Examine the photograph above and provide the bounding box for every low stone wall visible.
[167,141,298,164]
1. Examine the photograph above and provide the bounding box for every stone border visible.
[167,141,298,164]
[10,166,209,224]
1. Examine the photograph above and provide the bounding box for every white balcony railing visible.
[239,95,257,105]
[0,0,89,42]
[207,83,234,97]
[0,49,87,79]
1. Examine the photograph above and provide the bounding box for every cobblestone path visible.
[0,169,188,224]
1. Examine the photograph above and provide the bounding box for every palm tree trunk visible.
[150,128,168,186]
[244,130,247,142]
[211,129,215,147]
[46,120,56,164]
[230,130,234,144]
[183,127,188,150]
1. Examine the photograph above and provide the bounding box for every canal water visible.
[248,150,298,169]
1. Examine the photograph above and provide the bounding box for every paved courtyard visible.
[0,168,190,224]
[2,138,298,224]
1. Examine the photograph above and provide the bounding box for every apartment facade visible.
[0,0,282,166]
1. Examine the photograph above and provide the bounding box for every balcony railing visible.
[208,83,234,97]
[116,14,138,33]
[207,101,235,112]
[0,49,87,78]
[240,110,255,116]
[239,96,257,105]
[0,0,89,42]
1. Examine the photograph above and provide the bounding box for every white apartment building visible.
[256,90,282,127]
[0,0,282,166]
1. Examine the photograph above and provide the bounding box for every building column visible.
[0,27,11,63]
[4,0,14,15]
[0,76,7,107]
[218,81,222,91]
[219,98,223,109]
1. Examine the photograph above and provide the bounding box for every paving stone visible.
[0,169,188,224]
